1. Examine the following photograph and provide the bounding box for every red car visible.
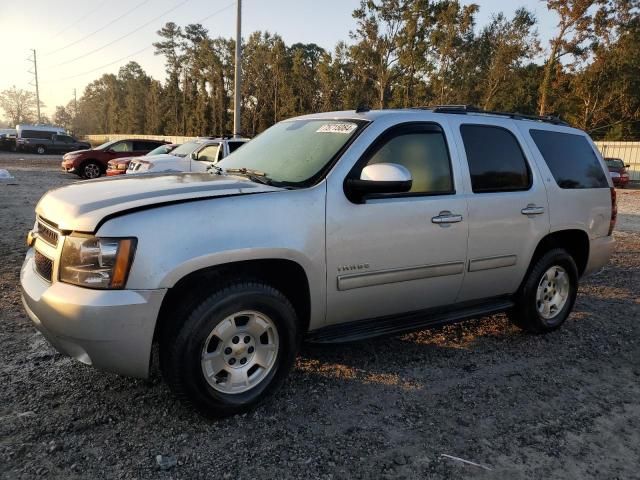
[61,139,169,179]
[605,157,631,188]
[106,143,179,176]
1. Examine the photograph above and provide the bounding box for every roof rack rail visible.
[412,104,570,126]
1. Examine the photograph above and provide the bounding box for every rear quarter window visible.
[529,130,609,189]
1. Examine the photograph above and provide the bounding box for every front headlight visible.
[59,236,137,289]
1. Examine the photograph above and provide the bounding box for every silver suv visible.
[21,106,616,417]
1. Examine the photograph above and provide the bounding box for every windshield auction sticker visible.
[317,123,357,134]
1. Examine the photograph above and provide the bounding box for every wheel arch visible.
[529,229,590,277]
[153,258,312,344]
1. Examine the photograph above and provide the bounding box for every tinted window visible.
[364,130,453,195]
[460,125,530,193]
[530,130,608,189]
[133,141,160,151]
[228,141,245,153]
[22,130,56,139]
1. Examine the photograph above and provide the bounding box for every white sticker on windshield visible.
[316,123,357,134]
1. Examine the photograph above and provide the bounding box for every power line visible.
[44,0,152,56]
[44,2,236,83]
[49,0,110,40]
[47,0,191,69]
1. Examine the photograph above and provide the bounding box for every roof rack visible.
[412,104,570,126]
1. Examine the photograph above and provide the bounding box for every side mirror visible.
[345,163,412,203]
[190,152,198,160]
[626,164,631,168]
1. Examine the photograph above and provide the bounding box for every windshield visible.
[147,144,176,156]
[170,141,202,157]
[605,159,624,168]
[218,119,367,186]
[95,140,118,150]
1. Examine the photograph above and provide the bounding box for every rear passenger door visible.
[449,118,550,302]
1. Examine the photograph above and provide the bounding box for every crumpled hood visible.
[36,172,282,232]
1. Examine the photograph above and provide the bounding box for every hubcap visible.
[85,164,100,178]
[201,310,279,394]
[536,265,570,320]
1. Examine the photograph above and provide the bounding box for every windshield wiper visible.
[224,167,273,186]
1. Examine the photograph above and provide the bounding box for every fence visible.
[595,141,640,181]
[84,134,200,145]
[84,134,640,182]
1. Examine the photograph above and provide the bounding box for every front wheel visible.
[161,282,299,417]
[36,145,46,154]
[508,248,578,334]
[81,161,102,179]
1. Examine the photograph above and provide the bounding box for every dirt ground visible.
[1,156,639,480]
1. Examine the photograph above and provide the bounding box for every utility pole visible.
[233,0,242,137]
[28,49,41,123]
[73,88,78,133]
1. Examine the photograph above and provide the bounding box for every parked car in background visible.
[62,139,169,179]
[0,129,17,151]
[126,137,248,174]
[605,157,631,188]
[23,133,90,155]
[16,124,67,154]
[21,106,615,417]
[106,143,179,176]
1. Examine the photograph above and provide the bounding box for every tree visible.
[476,9,539,110]
[52,105,73,130]
[0,86,37,126]
[538,0,605,115]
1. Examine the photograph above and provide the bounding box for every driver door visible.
[191,144,221,172]
[325,122,469,325]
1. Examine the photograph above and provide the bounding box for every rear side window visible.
[22,130,56,140]
[530,130,608,189]
[460,125,531,193]
[228,141,245,153]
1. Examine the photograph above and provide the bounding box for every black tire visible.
[508,248,579,334]
[36,145,46,155]
[81,160,102,179]
[161,281,300,418]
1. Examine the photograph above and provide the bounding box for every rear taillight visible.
[608,187,617,236]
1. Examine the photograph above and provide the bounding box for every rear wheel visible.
[509,248,578,333]
[161,281,299,417]
[81,161,102,179]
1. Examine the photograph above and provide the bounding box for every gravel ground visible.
[1,159,639,480]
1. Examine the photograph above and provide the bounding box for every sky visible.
[0,0,559,119]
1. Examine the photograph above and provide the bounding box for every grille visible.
[37,218,59,247]
[34,250,53,282]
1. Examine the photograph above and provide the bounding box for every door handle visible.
[432,211,463,224]
[521,205,545,216]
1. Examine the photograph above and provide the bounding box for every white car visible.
[127,137,248,174]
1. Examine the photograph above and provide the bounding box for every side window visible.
[228,141,245,153]
[530,130,609,189]
[133,141,155,151]
[363,127,453,195]
[460,125,531,193]
[111,141,132,152]
[197,144,220,162]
